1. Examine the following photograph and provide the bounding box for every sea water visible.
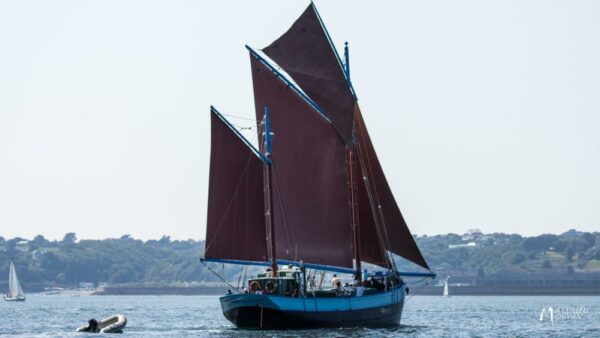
[1,295,598,337]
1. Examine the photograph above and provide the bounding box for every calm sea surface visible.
[1,295,598,337]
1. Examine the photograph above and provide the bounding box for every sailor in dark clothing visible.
[82,318,99,332]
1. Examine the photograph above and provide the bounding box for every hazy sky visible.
[1,0,599,241]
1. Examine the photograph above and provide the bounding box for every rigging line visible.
[249,121,261,149]
[222,118,254,132]
[229,122,253,131]
[236,266,247,290]
[357,147,391,267]
[242,266,248,289]
[404,277,432,304]
[200,259,239,292]
[356,141,393,270]
[220,112,256,122]
[265,90,332,264]
[361,127,402,270]
[356,117,396,264]
[356,116,395,251]
[248,46,333,125]
[346,144,361,269]
[257,116,296,263]
[357,132,393,258]
[271,165,304,262]
[205,153,254,253]
[377,200,397,271]
[256,66,304,262]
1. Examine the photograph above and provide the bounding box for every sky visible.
[0,0,599,241]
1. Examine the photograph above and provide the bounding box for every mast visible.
[344,42,350,82]
[345,42,362,280]
[347,146,361,279]
[263,106,277,277]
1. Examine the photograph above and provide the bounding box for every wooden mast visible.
[347,146,361,280]
[263,106,278,277]
[345,42,362,280]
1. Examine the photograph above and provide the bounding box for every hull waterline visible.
[220,287,405,329]
[4,296,26,302]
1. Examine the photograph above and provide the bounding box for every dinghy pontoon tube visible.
[76,314,127,333]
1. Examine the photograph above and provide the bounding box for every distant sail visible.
[263,3,355,145]
[443,278,449,297]
[8,262,25,299]
[250,55,354,270]
[204,108,268,262]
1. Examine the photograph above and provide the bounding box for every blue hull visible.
[220,286,405,329]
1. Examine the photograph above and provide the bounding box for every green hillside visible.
[1,229,599,291]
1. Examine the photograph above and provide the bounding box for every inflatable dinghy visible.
[76,314,127,333]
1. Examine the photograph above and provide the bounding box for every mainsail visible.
[8,262,24,298]
[249,55,354,270]
[204,107,268,262]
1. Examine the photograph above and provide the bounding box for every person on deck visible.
[356,284,365,297]
[352,275,364,297]
[335,281,343,296]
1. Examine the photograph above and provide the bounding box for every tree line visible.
[1,229,599,291]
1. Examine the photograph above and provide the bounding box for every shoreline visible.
[88,285,600,296]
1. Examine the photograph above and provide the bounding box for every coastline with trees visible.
[1,229,599,295]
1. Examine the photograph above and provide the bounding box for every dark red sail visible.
[354,106,430,270]
[263,3,355,145]
[355,149,392,268]
[250,55,354,270]
[205,108,268,262]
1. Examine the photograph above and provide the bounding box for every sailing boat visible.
[202,3,435,328]
[443,277,450,298]
[4,262,26,301]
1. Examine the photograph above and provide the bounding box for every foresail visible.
[354,106,430,270]
[250,55,354,270]
[356,155,393,268]
[262,3,355,145]
[205,108,268,262]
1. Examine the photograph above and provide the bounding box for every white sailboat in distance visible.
[443,277,450,298]
[4,261,26,301]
